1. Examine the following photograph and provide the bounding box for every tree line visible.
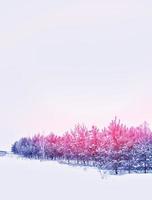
[12,118,152,174]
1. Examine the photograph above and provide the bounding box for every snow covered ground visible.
[0,155,151,200]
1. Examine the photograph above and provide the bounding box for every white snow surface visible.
[0,155,151,200]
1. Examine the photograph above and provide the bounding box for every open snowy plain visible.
[0,154,151,200]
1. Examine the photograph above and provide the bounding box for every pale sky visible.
[0,0,152,150]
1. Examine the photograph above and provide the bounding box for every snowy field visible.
[0,155,152,200]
